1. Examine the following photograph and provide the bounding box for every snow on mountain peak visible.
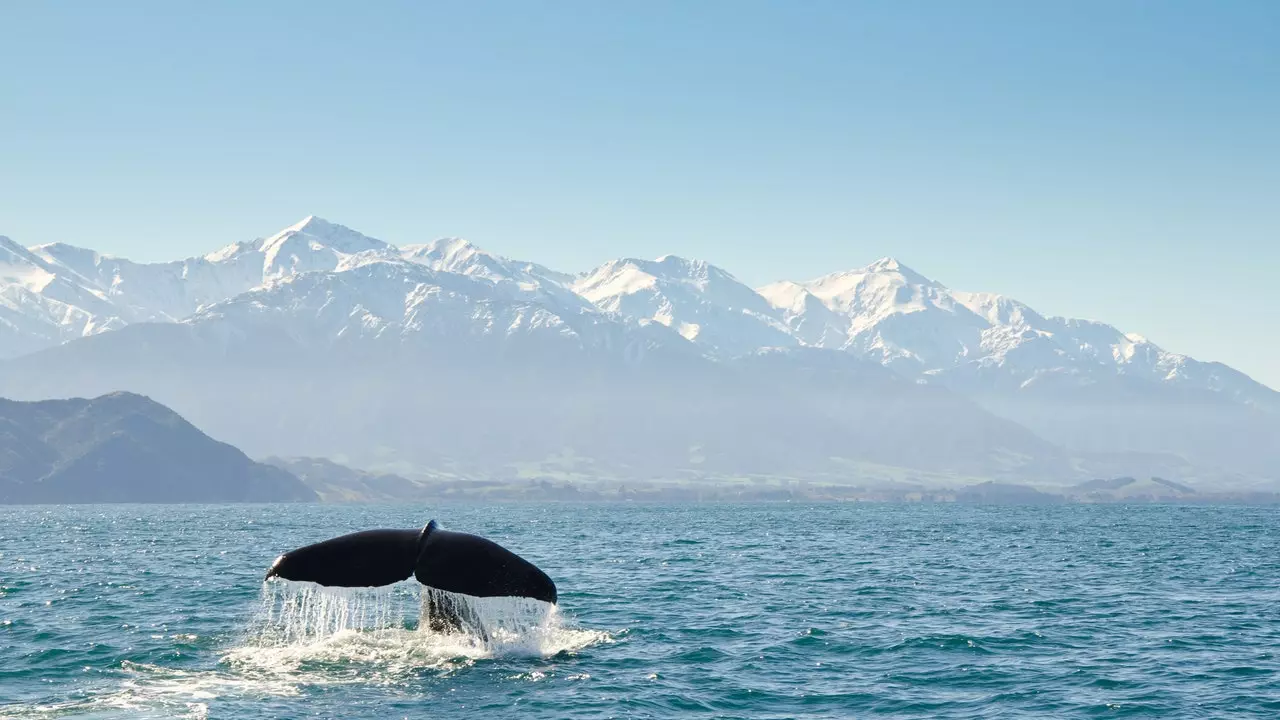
[202,240,249,264]
[754,280,808,312]
[0,235,131,356]
[775,257,943,319]
[1,217,1274,409]
[654,253,707,270]
[574,256,730,303]
[0,237,105,298]
[573,259,658,304]
[751,254,1274,400]
[198,215,388,286]
[0,235,39,268]
[261,215,386,256]
[860,256,937,283]
[31,242,105,269]
[401,237,489,272]
[581,255,745,295]
[758,259,1055,369]
[574,255,796,355]
[399,236,583,310]
[202,215,388,269]
[0,237,59,292]
[865,256,903,272]
[285,214,320,231]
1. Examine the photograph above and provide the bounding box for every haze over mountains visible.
[1,216,1276,489]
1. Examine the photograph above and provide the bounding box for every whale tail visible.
[264,520,557,605]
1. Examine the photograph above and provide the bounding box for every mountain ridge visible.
[1,215,1274,487]
[6,215,1272,397]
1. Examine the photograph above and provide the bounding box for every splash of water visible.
[0,581,616,717]
[419,585,579,655]
[222,580,610,678]
[249,579,419,646]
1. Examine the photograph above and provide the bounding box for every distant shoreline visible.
[5,490,1279,506]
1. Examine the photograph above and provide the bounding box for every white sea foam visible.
[8,662,298,719]
[2,582,610,719]
[221,580,610,679]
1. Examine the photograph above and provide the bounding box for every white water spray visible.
[226,579,609,674]
[251,580,418,646]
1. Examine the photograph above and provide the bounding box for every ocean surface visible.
[2,502,1279,719]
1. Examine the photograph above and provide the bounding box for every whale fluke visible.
[415,522,557,605]
[264,528,423,588]
[265,520,556,605]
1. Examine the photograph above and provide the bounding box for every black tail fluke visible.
[264,520,557,604]
[264,528,423,588]
[414,521,558,605]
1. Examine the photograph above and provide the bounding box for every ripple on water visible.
[2,503,1280,718]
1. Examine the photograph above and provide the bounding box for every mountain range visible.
[1,216,1275,488]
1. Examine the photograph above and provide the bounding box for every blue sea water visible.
[2,502,1279,719]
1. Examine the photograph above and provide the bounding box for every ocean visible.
[1,502,1278,719]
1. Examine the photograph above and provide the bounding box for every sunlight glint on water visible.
[4,503,1280,719]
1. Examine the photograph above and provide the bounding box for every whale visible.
[265,519,556,632]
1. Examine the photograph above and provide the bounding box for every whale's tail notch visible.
[264,520,557,605]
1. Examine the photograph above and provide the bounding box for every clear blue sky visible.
[1,1,1277,387]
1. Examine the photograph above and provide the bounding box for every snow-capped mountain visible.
[572,255,796,356]
[207,214,393,284]
[1,235,128,357]
[401,236,572,286]
[1,215,1275,486]
[188,255,678,359]
[758,257,1275,408]
[760,257,988,369]
[400,237,591,312]
[4,217,1273,409]
[30,216,394,325]
[6,216,607,359]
